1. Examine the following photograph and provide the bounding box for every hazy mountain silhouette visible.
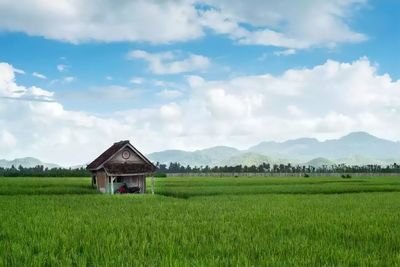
[3,132,398,168]
[148,132,400,166]
[0,157,59,169]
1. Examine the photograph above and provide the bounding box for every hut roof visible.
[87,140,155,171]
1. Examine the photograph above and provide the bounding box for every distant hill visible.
[148,146,240,166]
[248,132,400,161]
[305,158,335,168]
[0,157,60,169]
[217,152,274,167]
[69,164,87,169]
[148,132,400,167]
[334,155,394,166]
[3,132,399,168]
[249,137,319,160]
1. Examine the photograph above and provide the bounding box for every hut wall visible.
[96,171,107,193]
[124,176,138,187]
[108,147,145,164]
[138,175,146,193]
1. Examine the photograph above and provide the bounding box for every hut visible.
[87,140,156,194]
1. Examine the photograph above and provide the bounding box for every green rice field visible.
[0,176,400,266]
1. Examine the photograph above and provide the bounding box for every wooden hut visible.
[87,140,156,194]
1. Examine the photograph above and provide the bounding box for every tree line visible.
[1,162,400,177]
[155,162,400,174]
[0,165,91,177]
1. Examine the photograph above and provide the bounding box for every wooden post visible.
[111,176,114,195]
[151,176,155,195]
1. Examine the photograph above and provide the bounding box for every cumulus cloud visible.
[0,64,52,101]
[0,0,203,44]
[0,0,366,49]
[128,50,210,74]
[176,58,400,144]
[0,63,147,165]
[2,58,400,165]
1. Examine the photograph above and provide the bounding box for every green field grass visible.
[0,176,400,266]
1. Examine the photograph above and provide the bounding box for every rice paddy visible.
[0,176,400,266]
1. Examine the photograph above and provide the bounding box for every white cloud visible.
[0,63,53,101]
[201,0,367,49]
[160,103,182,121]
[64,85,143,103]
[0,0,203,44]
[0,64,145,165]
[174,57,400,144]
[157,89,183,99]
[57,64,68,72]
[13,68,25,74]
[0,129,17,155]
[0,130,17,147]
[287,105,304,117]
[32,72,47,79]
[0,0,366,49]
[92,86,142,101]
[153,80,180,88]
[130,77,144,84]
[274,49,296,56]
[128,50,210,75]
[105,76,113,81]
[63,76,76,83]
[2,58,400,166]
[237,29,310,49]
[48,76,76,85]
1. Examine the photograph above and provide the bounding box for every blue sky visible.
[0,0,400,165]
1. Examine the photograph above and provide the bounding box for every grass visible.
[0,176,400,266]
[156,176,400,198]
[0,177,96,195]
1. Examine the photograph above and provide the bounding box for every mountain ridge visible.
[2,132,399,168]
[0,157,60,169]
[148,132,400,166]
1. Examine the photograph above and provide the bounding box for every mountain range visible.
[147,132,400,167]
[1,132,400,168]
[0,157,59,169]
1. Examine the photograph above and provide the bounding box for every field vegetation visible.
[0,176,400,266]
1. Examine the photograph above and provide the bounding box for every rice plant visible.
[0,176,399,266]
